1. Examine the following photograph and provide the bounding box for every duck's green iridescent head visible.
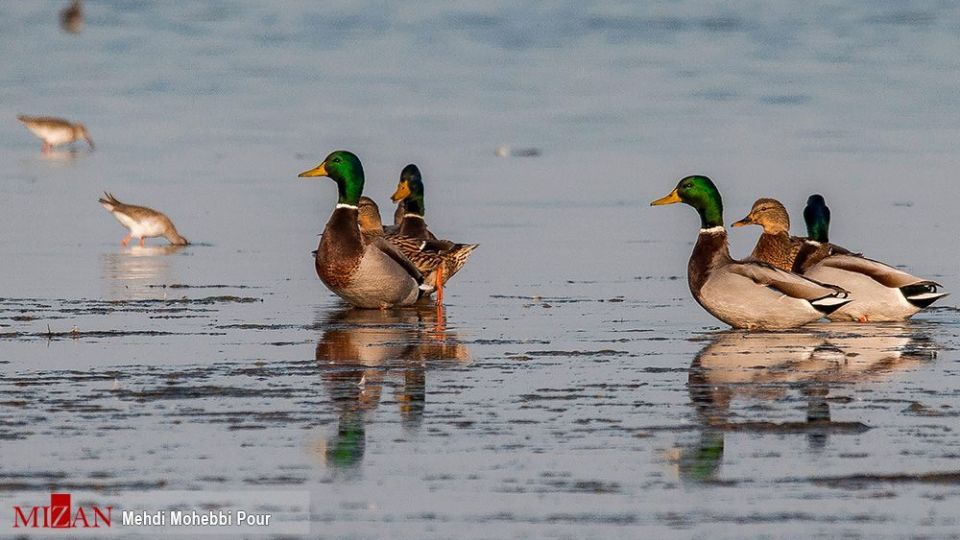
[803,194,830,242]
[390,164,425,216]
[298,150,364,206]
[650,175,724,229]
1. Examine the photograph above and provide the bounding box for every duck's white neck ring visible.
[805,240,822,246]
[336,203,358,210]
[699,226,725,234]
[403,213,424,220]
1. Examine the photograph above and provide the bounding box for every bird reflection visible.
[314,306,469,474]
[673,324,937,482]
[101,245,186,300]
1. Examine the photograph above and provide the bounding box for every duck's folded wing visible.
[728,261,848,301]
[370,236,424,284]
[818,254,939,289]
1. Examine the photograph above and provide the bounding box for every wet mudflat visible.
[3,1,960,538]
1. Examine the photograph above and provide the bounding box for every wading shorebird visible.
[98,193,188,247]
[650,176,851,329]
[299,151,433,309]
[791,194,948,322]
[17,115,94,153]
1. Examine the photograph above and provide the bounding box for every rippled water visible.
[1,1,959,537]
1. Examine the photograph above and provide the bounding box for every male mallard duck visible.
[299,151,430,309]
[17,115,94,153]
[650,176,851,329]
[792,194,947,322]
[389,164,437,240]
[731,198,804,271]
[358,196,478,305]
[98,192,188,246]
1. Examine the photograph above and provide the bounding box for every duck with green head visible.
[792,194,947,322]
[299,151,429,309]
[390,164,437,240]
[650,176,851,329]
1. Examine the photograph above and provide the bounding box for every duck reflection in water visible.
[672,324,937,482]
[314,305,469,474]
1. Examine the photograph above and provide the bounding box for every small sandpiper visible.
[17,115,94,153]
[98,193,188,247]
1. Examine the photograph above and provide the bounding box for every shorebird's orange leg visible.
[121,235,132,247]
[41,142,52,153]
[139,237,146,247]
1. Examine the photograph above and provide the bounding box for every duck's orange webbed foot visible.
[858,315,869,323]
[434,265,444,307]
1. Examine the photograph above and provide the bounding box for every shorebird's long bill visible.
[85,136,95,150]
[390,180,410,202]
[650,189,682,206]
[298,163,327,178]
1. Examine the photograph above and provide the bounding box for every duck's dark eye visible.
[332,157,341,163]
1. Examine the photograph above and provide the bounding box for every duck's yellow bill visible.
[390,180,411,202]
[731,216,752,227]
[298,163,328,178]
[650,189,682,206]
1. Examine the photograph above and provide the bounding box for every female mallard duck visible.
[299,151,430,309]
[358,197,478,305]
[731,198,804,271]
[389,164,437,240]
[650,176,851,329]
[792,194,948,322]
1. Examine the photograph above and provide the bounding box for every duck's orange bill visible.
[390,180,411,202]
[298,163,328,178]
[650,189,682,206]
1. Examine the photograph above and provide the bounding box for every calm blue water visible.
[1,1,959,537]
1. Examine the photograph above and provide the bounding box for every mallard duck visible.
[650,176,851,329]
[358,196,478,305]
[17,115,93,153]
[792,194,947,322]
[389,164,437,240]
[299,151,430,309]
[731,198,804,271]
[98,192,188,246]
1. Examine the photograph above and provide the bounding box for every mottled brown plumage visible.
[358,197,477,301]
[731,198,803,271]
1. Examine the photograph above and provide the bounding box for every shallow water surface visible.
[2,1,960,538]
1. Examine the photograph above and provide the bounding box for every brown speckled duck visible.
[358,196,477,305]
[299,151,430,309]
[731,198,804,271]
